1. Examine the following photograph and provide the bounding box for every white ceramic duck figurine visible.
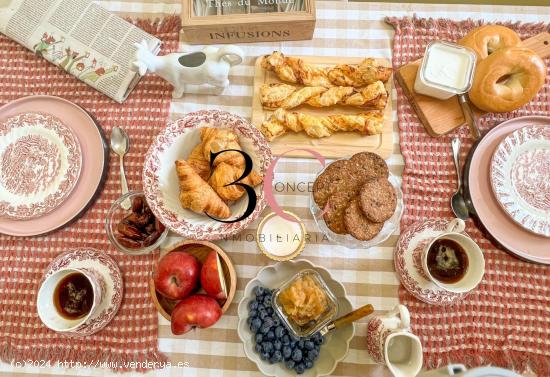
[132,40,244,97]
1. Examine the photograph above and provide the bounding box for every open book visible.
[0,0,161,103]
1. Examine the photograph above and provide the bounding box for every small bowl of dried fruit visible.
[106,191,169,255]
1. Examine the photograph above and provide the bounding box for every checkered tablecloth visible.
[1,1,549,376]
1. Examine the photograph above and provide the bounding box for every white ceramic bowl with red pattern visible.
[142,110,272,240]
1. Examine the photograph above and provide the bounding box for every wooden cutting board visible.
[395,32,550,137]
[251,56,393,159]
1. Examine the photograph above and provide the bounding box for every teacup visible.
[366,304,423,377]
[37,267,105,333]
[422,218,485,293]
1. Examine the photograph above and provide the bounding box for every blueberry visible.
[295,363,305,374]
[266,307,274,315]
[249,309,258,319]
[274,326,285,338]
[304,340,315,350]
[289,340,298,349]
[262,341,274,354]
[260,324,271,334]
[255,343,262,353]
[307,349,319,360]
[263,295,272,306]
[282,335,290,345]
[305,360,313,369]
[267,330,275,340]
[291,348,302,362]
[314,334,325,345]
[260,351,270,361]
[282,345,292,359]
[297,340,305,349]
[254,286,266,297]
[255,333,263,344]
[272,350,283,363]
[249,300,259,310]
[285,359,295,369]
[272,317,280,327]
[250,318,262,333]
[258,309,268,320]
[273,339,282,350]
[263,317,274,328]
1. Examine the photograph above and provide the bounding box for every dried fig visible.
[132,196,144,213]
[117,222,144,240]
[116,236,142,249]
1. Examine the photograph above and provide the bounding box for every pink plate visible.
[143,110,272,240]
[394,219,467,305]
[41,248,123,337]
[0,96,107,236]
[466,116,550,264]
[490,125,550,237]
[0,112,82,219]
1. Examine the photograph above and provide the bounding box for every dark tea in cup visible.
[53,272,94,320]
[426,238,469,284]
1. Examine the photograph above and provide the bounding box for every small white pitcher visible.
[366,304,423,377]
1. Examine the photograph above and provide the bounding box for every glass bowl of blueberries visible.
[237,259,354,376]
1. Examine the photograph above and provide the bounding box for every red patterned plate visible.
[0,112,82,219]
[143,110,272,240]
[41,248,123,337]
[394,219,467,305]
[490,125,550,237]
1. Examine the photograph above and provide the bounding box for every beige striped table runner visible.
[2,1,549,376]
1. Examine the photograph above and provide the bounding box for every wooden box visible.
[181,0,316,44]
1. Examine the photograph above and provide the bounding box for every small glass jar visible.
[414,41,477,100]
[272,269,338,337]
[256,211,306,261]
[105,191,169,255]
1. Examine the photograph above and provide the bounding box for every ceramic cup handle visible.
[446,218,465,233]
[217,45,244,66]
[389,304,410,329]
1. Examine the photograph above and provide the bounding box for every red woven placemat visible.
[0,17,179,372]
[387,17,550,375]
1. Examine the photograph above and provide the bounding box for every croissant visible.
[261,51,392,88]
[187,143,210,181]
[260,81,388,110]
[200,127,244,168]
[175,160,231,219]
[260,108,384,141]
[209,162,263,202]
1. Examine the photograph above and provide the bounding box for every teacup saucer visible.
[394,219,467,305]
[41,248,123,336]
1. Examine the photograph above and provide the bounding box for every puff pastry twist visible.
[260,108,384,141]
[261,51,392,88]
[260,81,388,110]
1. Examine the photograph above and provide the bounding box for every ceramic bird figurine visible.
[132,40,244,97]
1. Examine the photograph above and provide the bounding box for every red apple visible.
[171,294,222,335]
[200,251,227,300]
[154,251,200,300]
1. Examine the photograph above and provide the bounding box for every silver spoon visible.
[450,137,469,220]
[110,126,131,209]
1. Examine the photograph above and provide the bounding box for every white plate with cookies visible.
[143,110,272,240]
[309,152,403,249]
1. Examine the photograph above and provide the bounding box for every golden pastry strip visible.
[260,81,388,110]
[261,51,392,88]
[260,108,384,141]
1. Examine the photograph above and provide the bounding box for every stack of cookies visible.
[312,152,397,241]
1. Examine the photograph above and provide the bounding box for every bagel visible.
[469,47,547,113]
[459,25,521,60]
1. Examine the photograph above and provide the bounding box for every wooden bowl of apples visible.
[149,239,237,334]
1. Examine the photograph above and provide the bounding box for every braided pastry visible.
[260,108,384,141]
[261,51,392,88]
[260,81,388,110]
